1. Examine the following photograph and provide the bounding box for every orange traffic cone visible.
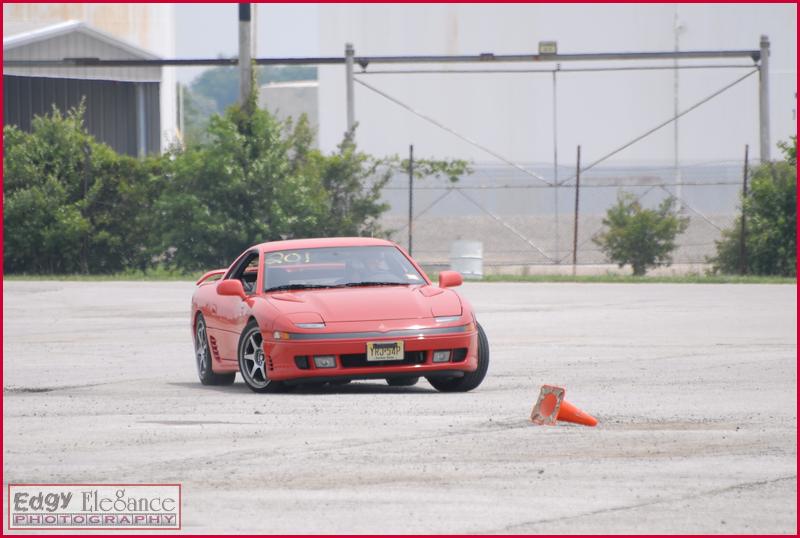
[530,385,598,427]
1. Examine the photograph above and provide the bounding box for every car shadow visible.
[167,380,438,395]
[167,381,252,393]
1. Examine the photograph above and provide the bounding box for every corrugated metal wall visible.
[3,75,160,157]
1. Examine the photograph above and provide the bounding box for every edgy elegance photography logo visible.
[8,484,181,530]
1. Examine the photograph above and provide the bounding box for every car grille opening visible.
[452,348,468,362]
[340,350,426,368]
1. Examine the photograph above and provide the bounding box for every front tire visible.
[194,314,235,386]
[238,320,289,393]
[427,323,489,392]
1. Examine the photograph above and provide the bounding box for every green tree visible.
[189,65,318,115]
[3,104,165,274]
[284,123,472,240]
[157,102,294,270]
[710,137,797,276]
[157,90,397,271]
[182,65,319,148]
[777,135,797,167]
[4,91,470,275]
[181,85,216,146]
[83,147,167,272]
[309,128,391,237]
[388,154,472,184]
[593,192,690,276]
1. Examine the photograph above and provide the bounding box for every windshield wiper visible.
[342,281,411,287]
[265,284,336,292]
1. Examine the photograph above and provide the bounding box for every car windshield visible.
[263,246,425,292]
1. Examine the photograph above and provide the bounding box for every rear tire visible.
[238,320,290,393]
[194,314,235,386]
[427,323,489,392]
[386,376,419,387]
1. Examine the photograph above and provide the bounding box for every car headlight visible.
[432,350,451,363]
[313,355,336,368]
[435,315,461,323]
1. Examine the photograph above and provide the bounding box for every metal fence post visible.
[740,144,749,274]
[408,144,414,256]
[572,145,581,276]
[345,43,355,133]
[552,66,560,263]
[759,35,771,162]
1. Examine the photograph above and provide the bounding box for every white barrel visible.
[449,240,483,279]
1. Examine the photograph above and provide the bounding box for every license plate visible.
[366,340,404,361]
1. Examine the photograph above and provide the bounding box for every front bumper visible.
[262,323,478,382]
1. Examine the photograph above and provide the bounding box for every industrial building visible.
[316,4,796,164]
[3,3,177,155]
[259,80,319,147]
[4,21,162,156]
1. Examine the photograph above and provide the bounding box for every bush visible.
[710,137,796,276]
[3,105,165,273]
[182,65,319,147]
[155,101,395,271]
[4,98,470,274]
[3,103,395,274]
[593,192,689,276]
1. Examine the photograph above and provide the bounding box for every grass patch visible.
[4,267,198,282]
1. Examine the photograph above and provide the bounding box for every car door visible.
[208,250,261,363]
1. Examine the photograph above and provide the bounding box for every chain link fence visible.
[379,160,745,275]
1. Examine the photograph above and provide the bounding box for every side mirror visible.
[438,270,463,288]
[217,279,246,299]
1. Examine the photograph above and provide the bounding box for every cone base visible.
[530,385,598,427]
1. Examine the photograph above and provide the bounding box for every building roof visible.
[4,20,159,59]
[3,20,161,82]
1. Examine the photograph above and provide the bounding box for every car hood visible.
[266,285,462,323]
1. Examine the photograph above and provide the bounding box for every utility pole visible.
[345,43,355,133]
[408,144,414,256]
[673,7,684,209]
[238,3,253,112]
[758,35,771,162]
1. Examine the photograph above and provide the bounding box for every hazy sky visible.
[175,3,319,83]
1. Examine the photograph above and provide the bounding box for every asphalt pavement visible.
[3,280,796,533]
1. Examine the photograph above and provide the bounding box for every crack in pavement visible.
[7,418,533,481]
[480,474,797,534]
[3,379,155,394]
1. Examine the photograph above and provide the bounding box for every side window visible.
[231,252,260,294]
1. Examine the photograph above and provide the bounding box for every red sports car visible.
[190,237,489,393]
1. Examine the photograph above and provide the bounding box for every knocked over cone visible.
[531,385,598,427]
